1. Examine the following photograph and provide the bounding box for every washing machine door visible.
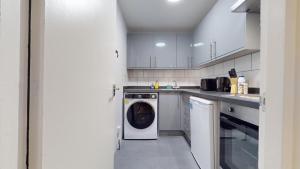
[127,102,155,129]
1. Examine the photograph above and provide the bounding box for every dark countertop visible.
[123,87,260,109]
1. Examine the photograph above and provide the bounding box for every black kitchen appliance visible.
[216,77,231,92]
[220,102,259,169]
[200,78,217,91]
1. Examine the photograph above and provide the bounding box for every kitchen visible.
[115,0,260,169]
[1,0,299,169]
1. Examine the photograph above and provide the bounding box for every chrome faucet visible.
[172,80,180,89]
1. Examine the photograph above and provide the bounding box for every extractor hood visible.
[231,0,260,13]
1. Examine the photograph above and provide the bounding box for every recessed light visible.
[155,42,166,48]
[168,0,182,3]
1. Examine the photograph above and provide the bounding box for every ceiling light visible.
[156,42,166,47]
[168,0,182,3]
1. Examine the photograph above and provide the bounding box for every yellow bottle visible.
[154,80,160,90]
[230,78,238,95]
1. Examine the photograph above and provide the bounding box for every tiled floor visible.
[114,136,200,169]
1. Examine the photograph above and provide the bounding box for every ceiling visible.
[118,0,217,32]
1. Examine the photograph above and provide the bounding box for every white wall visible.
[29,0,45,168]
[294,1,300,167]
[19,0,29,169]
[128,52,260,88]
[30,0,117,169]
[0,0,28,169]
[114,2,128,149]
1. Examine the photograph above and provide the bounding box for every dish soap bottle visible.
[154,80,160,90]
[150,82,155,90]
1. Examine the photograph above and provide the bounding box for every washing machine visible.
[123,93,158,140]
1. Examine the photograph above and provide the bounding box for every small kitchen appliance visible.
[200,79,217,91]
[216,77,231,92]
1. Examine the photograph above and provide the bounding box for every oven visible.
[220,102,259,169]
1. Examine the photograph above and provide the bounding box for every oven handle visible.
[220,114,259,139]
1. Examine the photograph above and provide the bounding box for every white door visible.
[35,0,117,169]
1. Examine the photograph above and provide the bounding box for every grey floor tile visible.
[114,136,200,169]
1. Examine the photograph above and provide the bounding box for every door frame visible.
[259,0,299,168]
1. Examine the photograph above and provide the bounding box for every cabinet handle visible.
[210,42,213,60]
[155,56,157,68]
[214,41,217,58]
[150,56,152,68]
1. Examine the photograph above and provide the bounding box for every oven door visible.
[220,113,259,169]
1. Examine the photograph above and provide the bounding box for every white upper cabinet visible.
[127,0,260,69]
[127,33,154,68]
[127,32,192,69]
[192,10,218,67]
[213,0,246,57]
[176,33,193,68]
[154,33,177,68]
[192,0,260,68]
[213,0,260,58]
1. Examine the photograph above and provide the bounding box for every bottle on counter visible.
[238,76,246,94]
[230,78,238,95]
[150,82,155,90]
[154,80,160,90]
[243,83,249,95]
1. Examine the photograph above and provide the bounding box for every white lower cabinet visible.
[159,93,181,131]
[190,97,216,169]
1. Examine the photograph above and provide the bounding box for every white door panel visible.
[40,0,116,169]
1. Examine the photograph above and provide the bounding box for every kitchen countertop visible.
[123,87,260,109]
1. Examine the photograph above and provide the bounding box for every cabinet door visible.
[213,0,246,57]
[127,35,137,68]
[154,33,177,68]
[159,93,181,130]
[192,11,217,67]
[177,33,192,68]
[128,33,153,68]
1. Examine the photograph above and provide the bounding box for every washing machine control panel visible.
[125,93,157,99]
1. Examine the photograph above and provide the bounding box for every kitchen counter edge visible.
[123,88,260,109]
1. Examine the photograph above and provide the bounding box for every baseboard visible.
[159,130,185,136]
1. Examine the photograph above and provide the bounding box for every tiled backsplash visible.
[127,52,260,88]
